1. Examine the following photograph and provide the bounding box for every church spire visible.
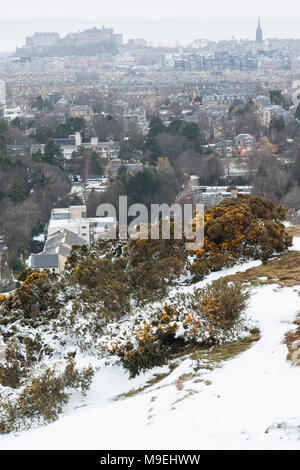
[256,17,263,43]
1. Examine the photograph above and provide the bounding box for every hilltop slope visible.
[1,237,300,450]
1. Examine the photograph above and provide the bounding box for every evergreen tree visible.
[8,181,28,204]
[44,140,64,168]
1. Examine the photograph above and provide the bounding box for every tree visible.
[43,140,64,168]
[281,185,300,209]
[32,95,44,111]
[55,117,86,139]
[270,116,285,134]
[32,95,53,112]
[234,111,263,139]
[197,155,223,185]
[10,117,22,129]
[148,117,166,138]
[0,120,8,134]
[167,120,200,142]
[32,126,54,143]
[8,181,28,204]
[143,137,163,164]
[251,153,290,202]
[70,150,104,181]
[0,135,7,159]
[293,151,300,185]
[269,89,284,106]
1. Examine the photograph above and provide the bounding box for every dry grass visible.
[286,225,300,238]
[115,239,300,394]
[225,251,300,288]
[285,315,300,365]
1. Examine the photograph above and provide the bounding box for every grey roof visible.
[235,134,255,140]
[30,229,85,269]
[45,229,85,253]
[215,140,233,147]
[31,253,59,269]
[193,193,228,207]
[58,245,71,258]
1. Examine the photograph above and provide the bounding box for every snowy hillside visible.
[1,238,300,450]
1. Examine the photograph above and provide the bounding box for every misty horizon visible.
[0,16,300,52]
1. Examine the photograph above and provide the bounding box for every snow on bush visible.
[102,279,250,377]
[190,194,292,277]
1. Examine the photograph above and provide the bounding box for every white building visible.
[3,106,22,121]
[261,105,290,127]
[47,205,115,244]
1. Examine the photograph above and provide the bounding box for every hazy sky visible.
[0,1,299,51]
[1,0,299,19]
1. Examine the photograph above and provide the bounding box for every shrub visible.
[71,257,131,319]
[0,339,24,388]
[195,278,250,329]
[17,267,35,282]
[0,357,94,434]
[104,280,249,377]
[190,194,292,277]
[64,244,89,272]
[0,272,63,326]
[125,220,187,301]
[105,305,180,377]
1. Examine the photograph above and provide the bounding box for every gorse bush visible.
[106,305,180,377]
[67,218,187,305]
[190,194,292,277]
[194,278,250,329]
[0,272,64,326]
[0,339,24,388]
[71,256,131,319]
[104,279,250,377]
[125,226,187,301]
[0,356,94,434]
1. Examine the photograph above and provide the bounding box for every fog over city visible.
[0,0,300,51]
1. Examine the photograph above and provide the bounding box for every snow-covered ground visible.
[1,241,300,450]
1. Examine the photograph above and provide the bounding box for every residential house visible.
[215,140,234,158]
[47,205,115,244]
[30,228,86,274]
[234,134,256,156]
[192,185,252,208]
[3,106,22,121]
[261,105,290,127]
[70,105,93,122]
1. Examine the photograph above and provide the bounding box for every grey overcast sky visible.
[1,0,299,19]
[0,0,299,51]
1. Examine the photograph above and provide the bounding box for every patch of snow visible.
[291,236,300,252]
[1,243,299,449]
[33,233,45,242]
[2,283,299,450]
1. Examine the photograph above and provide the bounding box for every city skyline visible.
[0,16,300,52]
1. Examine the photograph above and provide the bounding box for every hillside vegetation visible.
[0,195,292,433]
